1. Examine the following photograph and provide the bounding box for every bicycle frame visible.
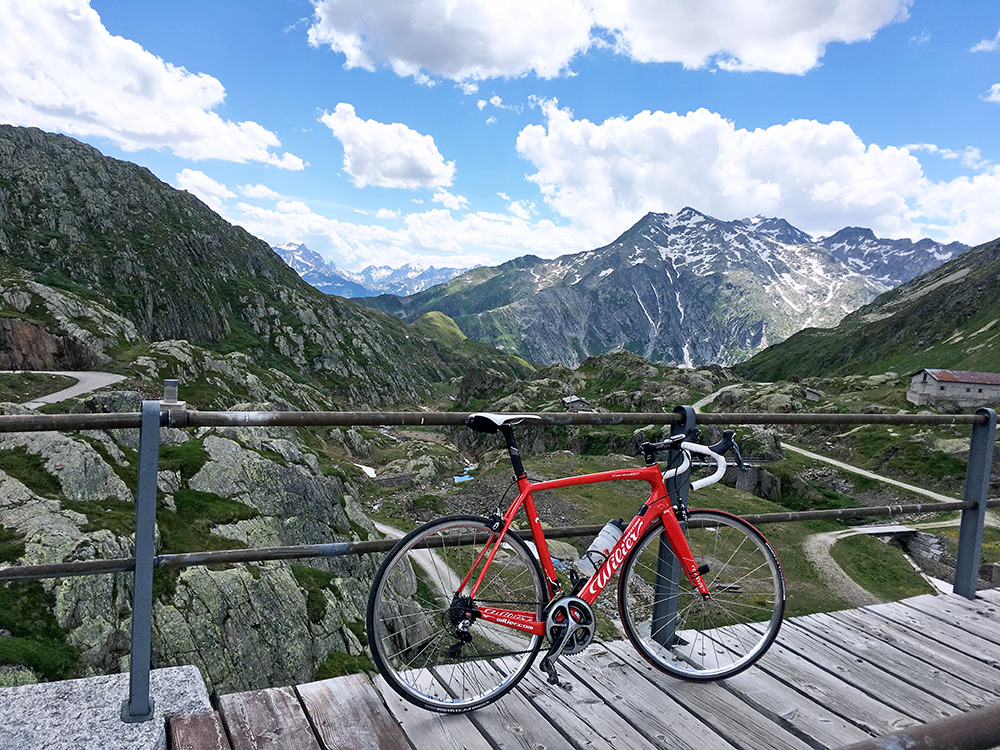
[468,463,711,637]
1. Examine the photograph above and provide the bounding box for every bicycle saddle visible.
[465,412,543,433]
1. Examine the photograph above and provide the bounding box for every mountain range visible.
[358,209,968,368]
[735,234,1000,380]
[273,242,467,298]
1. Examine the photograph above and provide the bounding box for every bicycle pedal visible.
[539,656,559,685]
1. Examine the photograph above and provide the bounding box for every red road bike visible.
[367,413,786,713]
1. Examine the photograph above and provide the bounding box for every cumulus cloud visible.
[233,199,587,270]
[240,183,282,200]
[591,0,910,74]
[376,208,400,220]
[307,0,908,81]
[319,103,455,188]
[175,170,236,212]
[971,28,1000,52]
[983,84,1000,103]
[432,190,469,210]
[515,101,1000,244]
[308,0,594,81]
[0,0,303,168]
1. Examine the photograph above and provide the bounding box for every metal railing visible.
[0,403,996,723]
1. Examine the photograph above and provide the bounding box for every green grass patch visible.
[314,650,374,680]
[0,447,62,498]
[934,526,1000,565]
[0,525,25,564]
[157,489,259,554]
[158,440,209,480]
[0,581,79,680]
[62,497,136,536]
[830,535,934,601]
[290,565,340,623]
[0,373,76,403]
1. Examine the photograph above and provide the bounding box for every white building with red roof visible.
[907,369,1000,408]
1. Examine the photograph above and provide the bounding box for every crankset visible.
[539,596,595,684]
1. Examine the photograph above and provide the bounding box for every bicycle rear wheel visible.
[367,515,546,712]
[618,510,785,681]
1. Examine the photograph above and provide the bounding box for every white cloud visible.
[432,190,469,210]
[983,84,1000,103]
[507,200,536,220]
[971,28,1000,52]
[486,116,498,125]
[515,101,1000,245]
[319,103,455,188]
[458,82,479,94]
[175,169,236,212]
[0,0,303,168]
[240,183,282,200]
[376,208,400,220]
[591,0,910,74]
[907,143,992,170]
[307,0,908,81]
[233,199,587,270]
[308,0,594,81]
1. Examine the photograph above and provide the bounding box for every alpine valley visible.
[356,209,968,368]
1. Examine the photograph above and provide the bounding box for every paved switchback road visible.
[0,370,127,409]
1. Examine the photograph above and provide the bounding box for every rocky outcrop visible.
[0,411,379,693]
[0,318,97,370]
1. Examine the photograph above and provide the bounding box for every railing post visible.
[954,408,997,599]
[652,405,697,646]
[121,400,162,722]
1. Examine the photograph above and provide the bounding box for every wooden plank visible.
[218,686,321,750]
[793,613,997,710]
[374,673,493,750]
[830,608,1000,696]
[972,587,1000,607]
[744,635,918,736]
[170,711,233,750]
[561,646,739,750]
[513,654,663,750]
[777,621,958,722]
[869,600,1000,663]
[297,674,409,750]
[604,641,815,750]
[904,593,1000,641]
[428,660,569,750]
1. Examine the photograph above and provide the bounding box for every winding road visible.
[1,370,127,409]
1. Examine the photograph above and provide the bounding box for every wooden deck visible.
[170,589,1000,750]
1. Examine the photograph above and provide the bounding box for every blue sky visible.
[2,1,999,271]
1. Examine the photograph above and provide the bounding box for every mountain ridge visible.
[734,235,1000,380]
[0,124,529,408]
[358,207,966,368]
[272,242,467,298]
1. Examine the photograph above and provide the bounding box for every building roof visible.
[914,369,1000,385]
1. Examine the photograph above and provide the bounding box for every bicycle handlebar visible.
[685,442,728,490]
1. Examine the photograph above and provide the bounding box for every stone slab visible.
[0,665,211,750]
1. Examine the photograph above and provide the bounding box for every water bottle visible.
[576,519,626,578]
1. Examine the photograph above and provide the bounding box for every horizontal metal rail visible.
[0,409,989,433]
[3,499,993,583]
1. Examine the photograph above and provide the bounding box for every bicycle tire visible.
[367,515,546,713]
[618,509,785,681]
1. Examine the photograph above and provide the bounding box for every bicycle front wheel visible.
[367,515,546,712]
[618,510,785,681]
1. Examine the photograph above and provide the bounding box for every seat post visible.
[498,424,527,480]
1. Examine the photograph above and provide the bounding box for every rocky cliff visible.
[0,125,529,407]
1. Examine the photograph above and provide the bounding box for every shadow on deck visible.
[171,588,1000,750]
